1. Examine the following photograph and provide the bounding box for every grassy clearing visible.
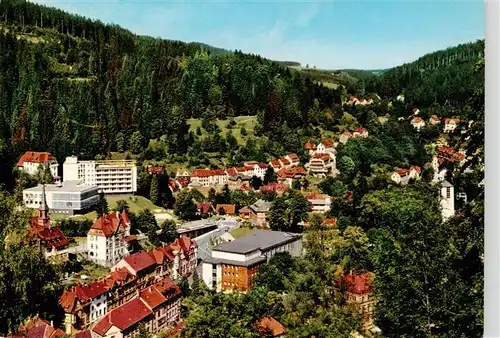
[187,116,259,145]
[106,195,166,214]
[73,260,110,282]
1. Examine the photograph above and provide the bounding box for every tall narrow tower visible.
[439,180,455,222]
[37,183,50,228]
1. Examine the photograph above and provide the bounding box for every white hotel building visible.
[63,156,137,194]
[23,181,99,215]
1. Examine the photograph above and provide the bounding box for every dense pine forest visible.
[0,0,484,190]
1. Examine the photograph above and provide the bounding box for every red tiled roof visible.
[245,165,254,171]
[342,131,352,137]
[312,153,331,160]
[239,184,251,191]
[140,286,167,309]
[190,169,212,177]
[212,169,226,176]
[236,167,247,173]
[166,320,185,338]
[277,167,307,179]
[348,96,358,102]
[89,211,129,237]
[75,330,92,338]
[177,177,189,188]
[17,151,55,167]
[322,218,337,226]
[270,160,282,168]
[412,108,420,114]
[123,251,156,274]
[12,317,66,338]
[124,235,137,243]
[410,166,421,173]
[29,218,69,250]
[257,162,268,169]
[354,128,367,133]
[287,153,300,163]
[260,183,289,193]
[430,115,440,121]
[343,273,373,295]
[215,204,236,215]
[154,276,182,300]
[412,117,424,122]
[94,298,152,335]
[304,140,317,150]
[306,193,329,200]
[226,168,238,176]
[322,139,334,147]
[395,168,409,176]
[444,118,460,124]
[254,317,286,337]
[148,167,163,174]
[280,158,290,165]
[197,202,213,214]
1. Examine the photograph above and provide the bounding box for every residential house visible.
[189,169,228,188]
[304,140,317,156]
[305,193,332,213]
[60,238,197,334]
[269,160,283,171]
[260,182,289,194]
[215,204,236,216]
[443,118,460,133]
[279,157,292,169]
[285,153,301,167]
[429,115,441,125]
[307,153,336,177]
[227,172,252,189]
[87,210,133,267]
[175,170,190,179]
[252,163,268,179]
[90,277,182,338]
[341,273,377,334]
[411,117,426,131]
[148,167,164,175]
[9,316,66,338]
[27,185,69,258]
[17,151,59,179]
[238,199,272,227]
[396,94,405,102]
[390,166,421,185]
[253,317,287,337]
[339,132,352,145]
[412,108,420,115]
[196,202,214,216]
[202,230,302,293]
[276,166,308,187]
[322,218,338,228]
[353,128,369,138]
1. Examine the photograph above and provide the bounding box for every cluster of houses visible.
[346,96,375,106]
[60,237,197,336]
[408,109,461,133]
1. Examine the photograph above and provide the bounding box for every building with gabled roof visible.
[238,199,272,227]
[339,131,353,144]
[410,116,426,131]
[27,185,69,257]
[253,317,286,337]
[353,128,369,138]
[87,210,132,267]
[338,272,377,334]
[9,316,66,338]
[215,204,236,215]
[429,115,441,125]
[91,277,182,338]
[443,117,460,133]
[305,193,332,213]
[17,151,59,179]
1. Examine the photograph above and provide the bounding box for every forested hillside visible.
[366,40,484,107]
[0,0,341,186]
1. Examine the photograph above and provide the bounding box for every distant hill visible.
[366,40,484,106]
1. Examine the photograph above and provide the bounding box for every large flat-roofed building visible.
[23,181,99,215]
[177,220,218,239]
[63,156,137,194]
[202,230,302,293]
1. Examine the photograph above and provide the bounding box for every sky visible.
[30,0,485,69]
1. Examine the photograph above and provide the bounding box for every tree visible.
[129,130,144,154]
[134,209,158,236]
[173,190,198,221]
[113,200,130,213]
[268,190,308,232]
[95,191,108,217]
[136,324,152,338]
[115,132,125,152]
[263,166,276,185]
[35,163,53,184]
[250,176,263,190]
[150,175,159,205]
[156,219,177,245]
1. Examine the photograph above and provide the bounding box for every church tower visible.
[37,184,50,228]
[439,180,455,221]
